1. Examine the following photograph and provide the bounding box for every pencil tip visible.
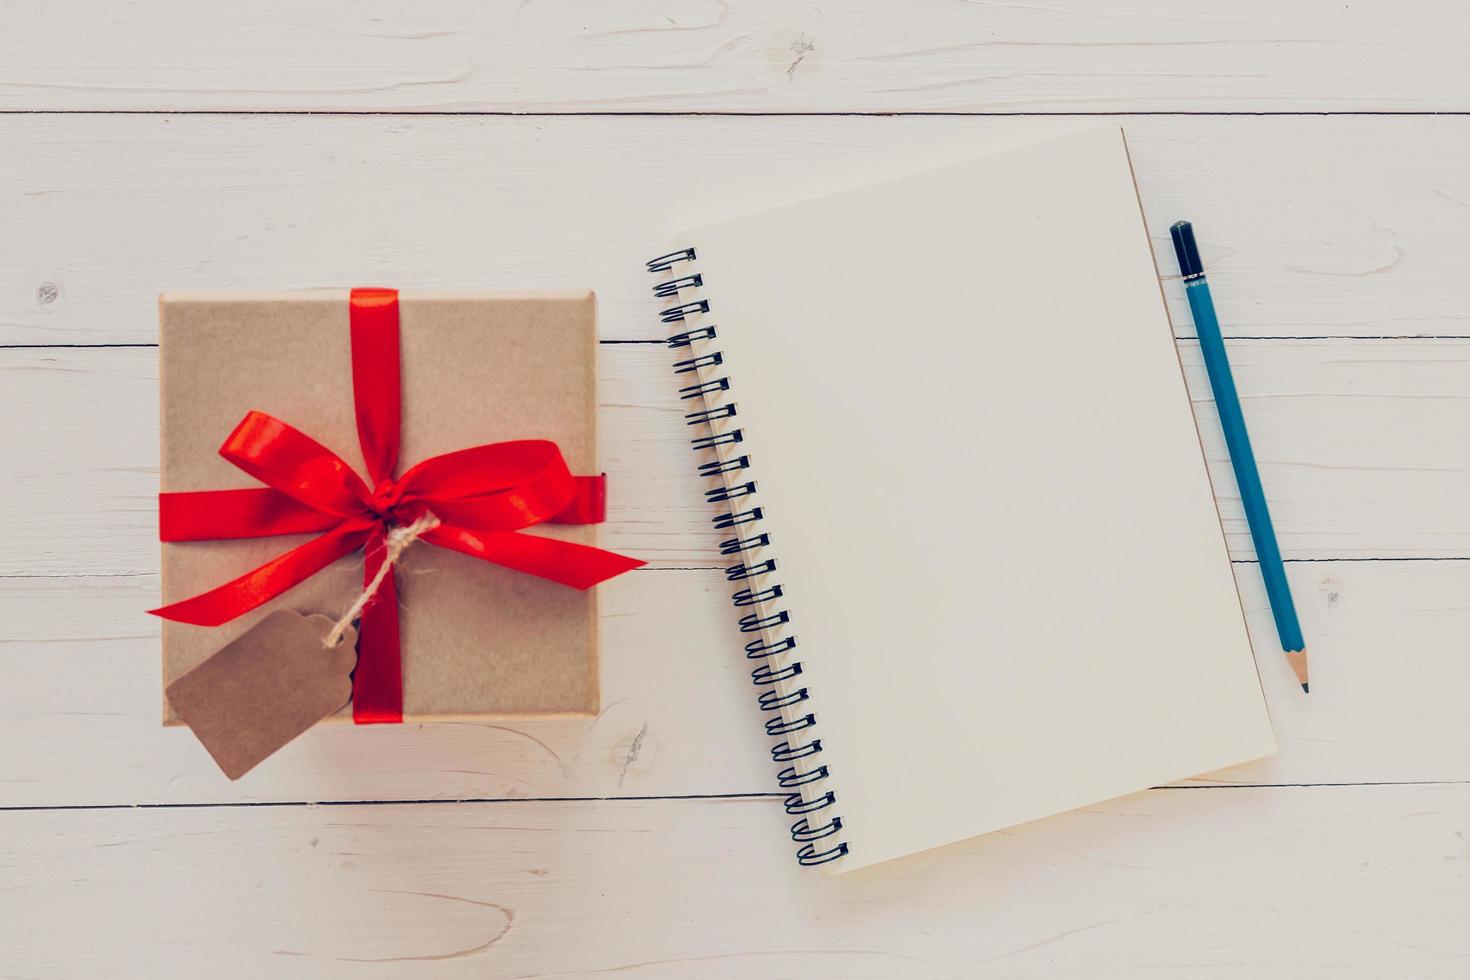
[1284,649,1310,692]
[1301,682,1309,694]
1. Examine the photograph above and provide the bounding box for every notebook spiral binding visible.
[646,246,849,868]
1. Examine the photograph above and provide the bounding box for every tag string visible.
[323,513,440,649]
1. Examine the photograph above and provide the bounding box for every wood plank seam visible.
[7,777,1470,814]
[22,335,1470,351]
[5,111,1470,117]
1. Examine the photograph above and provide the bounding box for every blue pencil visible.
[1170,221,1309,693]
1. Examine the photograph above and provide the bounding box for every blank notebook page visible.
[677,126,1276,874]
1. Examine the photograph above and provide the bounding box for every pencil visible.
[1170,221,1309,693]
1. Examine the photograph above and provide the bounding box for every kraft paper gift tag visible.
[165,611,356,780]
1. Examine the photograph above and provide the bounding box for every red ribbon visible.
[151,288,644,724]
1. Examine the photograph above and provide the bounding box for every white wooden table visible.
[3,3,1469,976]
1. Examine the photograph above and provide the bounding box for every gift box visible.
[157,289,641,726]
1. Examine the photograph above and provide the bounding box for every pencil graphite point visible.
[1284,648,1310,694]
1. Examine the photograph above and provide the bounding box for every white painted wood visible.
[5,115,1470,345]
[3,556,1469,807]
[1,1,1466,113]
[7,339,1470,584]
[5,786,1470,978]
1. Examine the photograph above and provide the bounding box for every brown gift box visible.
[159,290,602,724]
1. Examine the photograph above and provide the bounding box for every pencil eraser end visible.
[1170,221,1204,279]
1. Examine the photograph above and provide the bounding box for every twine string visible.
[323,512,440,649]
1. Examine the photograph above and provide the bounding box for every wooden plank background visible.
[2,0,1467,113]
[5,115,1469,347]
[3,2,1468,976]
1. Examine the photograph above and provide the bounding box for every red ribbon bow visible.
[151,288,644,723]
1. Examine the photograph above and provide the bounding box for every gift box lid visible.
[158,289,603,724]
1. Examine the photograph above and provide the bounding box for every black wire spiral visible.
[646,246,849,868]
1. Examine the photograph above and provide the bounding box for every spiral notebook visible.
[645,127,1276,874]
